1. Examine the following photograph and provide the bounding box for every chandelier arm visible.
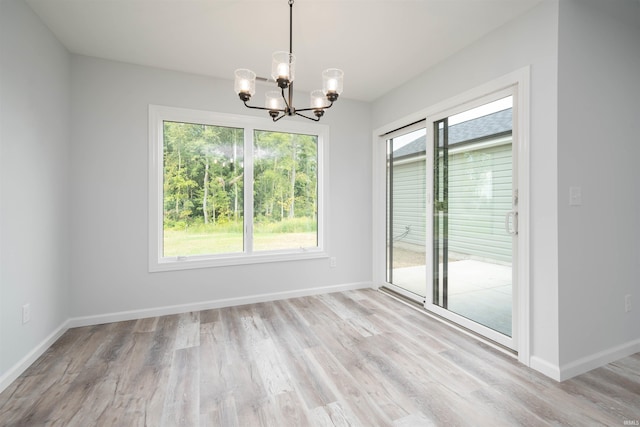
[242,101,286,113]
[295,101,335,113]
[295,112,321,122]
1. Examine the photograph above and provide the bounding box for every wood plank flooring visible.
[0,289,638,426]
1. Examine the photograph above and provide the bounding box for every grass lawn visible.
[163,229,317,256]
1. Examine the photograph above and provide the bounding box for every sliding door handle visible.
[505,211,518,236]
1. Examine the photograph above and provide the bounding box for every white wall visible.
[6,0,636,388]
[0,0,70,378]
[557,0,640,375]
[68,56,373,319]
[372,1,561,375]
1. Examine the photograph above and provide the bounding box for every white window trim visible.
[148,105,329,272]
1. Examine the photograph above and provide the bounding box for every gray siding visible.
[447,141,512,263]
[391,157,426,248]
[392,140,512,263]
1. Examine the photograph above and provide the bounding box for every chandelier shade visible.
[310,90,328,109]
[271,51,296,85]
[233,0,343,122]
[234,69,256,102]
[266,90,285,110]
[322,68,344,100]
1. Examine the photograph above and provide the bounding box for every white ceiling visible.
[25,0,542,102]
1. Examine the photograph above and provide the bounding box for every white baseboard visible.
[558,338,640,381]
[530,355,562,381]
[530,338,640,382]
[68,281,373,328]
[0,320,70,394]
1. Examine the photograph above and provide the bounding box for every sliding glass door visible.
[383,89,518,349]
[428,93,517,348]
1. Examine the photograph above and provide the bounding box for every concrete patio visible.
[391,259,512,336]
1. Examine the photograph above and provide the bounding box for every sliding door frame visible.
[372,67,530,365]
[426,86,518,350]
[383,121,428,301]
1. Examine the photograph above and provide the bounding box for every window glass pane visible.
[162,121,244,256]
[253,130,318,251]
[386,127,427,297]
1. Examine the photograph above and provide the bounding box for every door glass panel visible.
[433,96,514,337]
[386,127,427,297]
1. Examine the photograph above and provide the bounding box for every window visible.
[149,105,328,272]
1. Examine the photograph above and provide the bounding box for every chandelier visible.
[234,0,343,122]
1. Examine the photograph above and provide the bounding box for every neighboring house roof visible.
[393,108,513,158]
[393,135,427,158]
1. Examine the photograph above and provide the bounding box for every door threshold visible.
[378,286,517,359]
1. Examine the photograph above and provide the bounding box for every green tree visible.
[163,121,243,228]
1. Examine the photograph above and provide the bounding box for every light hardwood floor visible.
[0,289,638,426]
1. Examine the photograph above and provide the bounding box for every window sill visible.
[149,249,328,273]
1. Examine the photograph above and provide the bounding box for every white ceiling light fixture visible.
[233,0,344,122]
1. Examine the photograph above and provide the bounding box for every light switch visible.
[569,186,582,206]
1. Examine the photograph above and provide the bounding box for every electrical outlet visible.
[330,257,337,268]
[22,303,31,324]
[569,186,582,206]
[625,295,632,312]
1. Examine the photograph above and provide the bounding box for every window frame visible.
[148,105,329,272]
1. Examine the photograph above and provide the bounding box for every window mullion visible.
[244,126,254,254]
